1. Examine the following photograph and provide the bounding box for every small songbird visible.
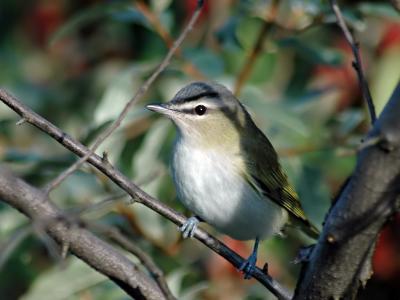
[147,82,319,278]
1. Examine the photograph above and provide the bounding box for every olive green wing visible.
[241,127,319,238]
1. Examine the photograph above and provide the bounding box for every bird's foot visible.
[292,244,315,264]
[179,216,199,239]
[239,252,257,279]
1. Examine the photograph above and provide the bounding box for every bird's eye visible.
[194,105,207,116]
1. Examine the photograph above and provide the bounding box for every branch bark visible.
[294,81,400,299]
[0,89,292,300]
[0,166,164,300]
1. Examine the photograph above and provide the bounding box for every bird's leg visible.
[180,216,201,239]
[239,237,260,279]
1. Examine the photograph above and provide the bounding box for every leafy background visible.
[0,0,399,299]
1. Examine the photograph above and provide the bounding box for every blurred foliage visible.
[0,0,399,299]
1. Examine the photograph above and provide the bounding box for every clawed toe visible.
[239,256,257,279]
[179,216,199,239]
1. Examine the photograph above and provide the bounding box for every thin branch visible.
[43,0,205,194]
[92,223,176,300]
[135,0,205,80]
[0,167,164,300]
[0,89,292,300]
[329,0,377,124]
[233,0,279,96]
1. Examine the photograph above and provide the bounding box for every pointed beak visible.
[146,103,167,113]
[146,103,178,118]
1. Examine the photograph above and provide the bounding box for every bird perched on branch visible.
[147,82,319,278]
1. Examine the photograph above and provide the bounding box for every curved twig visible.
[329,0,377,124]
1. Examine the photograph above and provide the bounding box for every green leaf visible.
[22,258,107,300]
[358,2,400,19]
[150,0,172,13]
[184,48,225,78]
[242,87,311,139]
[340,8,366,31]
[111,8,150,26]
[50,3,149,45]
[0,209,27,238]
[278,37,344,65]
[247,52,276,83]
[94,65,147,126]
[131,118,174,242]
[215,16,242,50]
[236,17,264,50]
[336,109,364,136]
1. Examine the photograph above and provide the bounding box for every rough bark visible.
[295,82,400,299]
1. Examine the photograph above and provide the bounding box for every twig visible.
[135,0,205,80]
[0,89,292,300]
[329,0,377,124]
[0,167,164,300]
[233,0,279,96]
[43,0,205,194]
[92,223,176,300]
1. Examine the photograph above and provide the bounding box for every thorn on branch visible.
[102,151,110,164]
[61,241,70,260]
[262,263,269,275]
[16,118,26,125]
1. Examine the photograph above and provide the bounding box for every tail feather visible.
[298,218,320,239]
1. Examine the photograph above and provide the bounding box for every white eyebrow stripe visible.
[172,99,221,111]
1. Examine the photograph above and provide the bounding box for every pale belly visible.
[172,143,287,241]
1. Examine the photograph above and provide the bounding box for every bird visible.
[146,81,319,279]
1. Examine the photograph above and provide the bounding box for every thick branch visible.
[0,90,292,299]
[0,167,164,300]
[295,81,400,299]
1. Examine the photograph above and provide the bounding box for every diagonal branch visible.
[329,0,377,124]
[0,166,164,300]
[44,0,204,193]
[0,89,292,300]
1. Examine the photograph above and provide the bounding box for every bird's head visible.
[146,82,250,149]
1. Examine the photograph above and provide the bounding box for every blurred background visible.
[0,0,399,299]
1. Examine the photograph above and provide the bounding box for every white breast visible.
[172,140,287,241]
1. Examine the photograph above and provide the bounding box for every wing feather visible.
[241,126,308,223]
